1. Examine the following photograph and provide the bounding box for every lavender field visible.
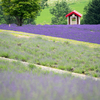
[0,32,100,77]
[1,71,100,100]
[0,24,100,100]
[0,24,100,44]
[0,59,100,100]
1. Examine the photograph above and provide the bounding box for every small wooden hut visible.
[65,10,82,25]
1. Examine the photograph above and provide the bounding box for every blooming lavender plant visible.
[0,24,100,44]
[0,71,100,100]
[0,32,100,77]
[0,49,100,100]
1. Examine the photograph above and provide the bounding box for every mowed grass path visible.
[0,30,100,77]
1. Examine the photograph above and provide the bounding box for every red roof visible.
[65,10,82,17]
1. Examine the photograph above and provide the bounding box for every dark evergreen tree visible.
[81,0,100,24]
[50,0,72,25]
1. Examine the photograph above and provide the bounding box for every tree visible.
[0,0,41,26]
[50,0,72,25]
[0,1,36,25]
[81,0,100,24]
[0,2,6,24]
[0,2,17,25]
[23,18,36,25]
[40,0,48,9]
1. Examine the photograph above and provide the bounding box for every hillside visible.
[35,0,91,24]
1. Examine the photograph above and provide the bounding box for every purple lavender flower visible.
[0,24,100,44]
[0,71,100,100]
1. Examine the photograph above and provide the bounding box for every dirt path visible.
[0,57,100,81]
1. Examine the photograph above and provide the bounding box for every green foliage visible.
[29,64,37,70]
[93,73,98,77]
[2,15,17,24]
[0,2,36,25]
[50,0,72,25]
[81,0,100,24]
[0,0,49,25]
[0,52,9,58]
[0,0,41,26]
[0,2,17,24]
[0,2,6,24]
[40,0,48,9]
[23,18,36,25]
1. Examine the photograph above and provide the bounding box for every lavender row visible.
[0,24,100,44]
[0,71,100,100]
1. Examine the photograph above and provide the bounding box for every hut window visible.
[72,18,76,21]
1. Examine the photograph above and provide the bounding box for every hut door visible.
[72,17,77,25]
[70,16,77,25]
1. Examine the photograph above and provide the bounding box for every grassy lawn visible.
[0,30,100,77]
[35,7,54,25]
[69,2,89,15]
